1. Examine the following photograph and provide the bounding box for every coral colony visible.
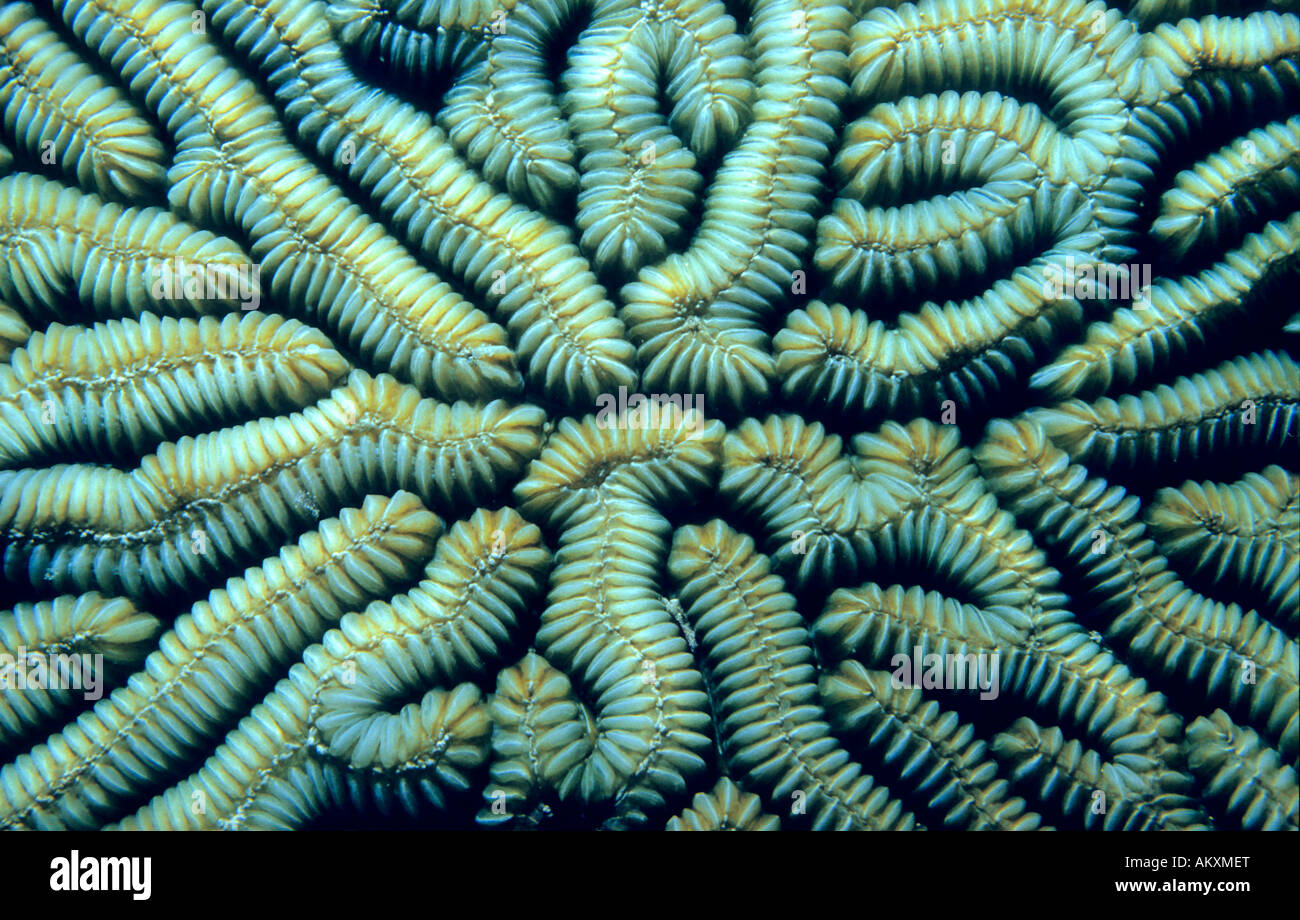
[0,0,1296,831]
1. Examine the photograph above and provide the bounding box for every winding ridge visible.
[0,0,1296,831]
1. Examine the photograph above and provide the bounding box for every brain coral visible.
[0,0,1296,831]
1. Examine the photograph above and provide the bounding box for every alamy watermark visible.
[149,256,262,310]
[0,648,104,701]
[890,647,1001,700]
[50,850,151,900]
[1042,257,1152,306]
[594,386,706,432]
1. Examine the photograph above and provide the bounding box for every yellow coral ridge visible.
[0,0,1294,833]
[851,419,1071,631]
[619,0,853,412]
[0,300,29,362]
[116,506,548,829]
[327,0,487,89]
[820,661,1044,830]
[850,0,1149,257]
[0,312,350,467]
[1032,213,1300,400]
[669,519,920,830]
[0,2,165,198]
[1185,709,1298,831]
[1030,350,1299,473]
[60,0,523,402]
[977,418,1299,758]
[849,420,1193,778]
[1142,11,1300,100]
[1128,1,1296,30]
[0,371,544,599]
[436,0,576,212]
[991,717,1207,830]
[0,492,441,830]
[852,0,1149,108]
[478,651,594,825]
[514,410,724,526]
[1152,118,1300,260]
[1146,465,1299,630]
[0,593,161,746]
[534,500,712,821]
[512,412,721,822]
[562,0,752,273]
[817,96,1107,302]
[666,777,781,830]
[719,414,874,587]
[813,581,1187,774]
[0,173,252,318]
[205,0,637,406]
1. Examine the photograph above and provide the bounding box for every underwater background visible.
[0,0,1296,830]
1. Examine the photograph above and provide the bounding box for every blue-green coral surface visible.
[0,0,1296,831]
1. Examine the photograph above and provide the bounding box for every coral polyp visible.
[0,0,1295,831]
